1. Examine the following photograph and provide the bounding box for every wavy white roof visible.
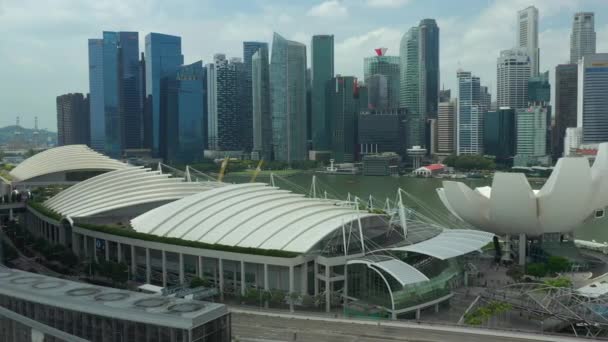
[386,229,494,260]
[347,255,429,286]
[10,145,128,182]
[131,183,378,253]
[45,167,221,218]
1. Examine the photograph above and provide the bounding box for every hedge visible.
[26,202,300,258]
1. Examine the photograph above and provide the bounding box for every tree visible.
[544,277,572,288]
[526,263,547,278]
[546,256,570,275]
[189,277,210,288]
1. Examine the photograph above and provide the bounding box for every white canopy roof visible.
[10,145,128,182]
[386,229,494,260]
[45,167,220,218]
[131,183,378,253]
[348,256,429,286]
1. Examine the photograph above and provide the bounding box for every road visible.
[231,309,585,342]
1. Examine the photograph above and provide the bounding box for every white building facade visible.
[497,48,531,110]
[516,6,539,76]
[570,12,596,64]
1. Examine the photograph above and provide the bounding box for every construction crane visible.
[250,159,264,183]
[217,157,229,182]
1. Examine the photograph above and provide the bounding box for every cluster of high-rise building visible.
[56,7,605,167]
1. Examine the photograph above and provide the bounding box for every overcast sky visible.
[1,0,607,131]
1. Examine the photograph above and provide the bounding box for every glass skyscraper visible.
[578,53,608,145]
[243,42,269,153]
[554,64,578,158]
[161,61,206,164]
[270,33,308,162]
[145,33,184,156]
[456,71,482,155]
[484,107,516,165]
[87,31,140,158]
[326,76,358,163]
[528,70,550,103]
[363,52,399,110]
[570,12,596,64]
[311,35,334,151]
[252,47,272,161]
[419,19,440,119]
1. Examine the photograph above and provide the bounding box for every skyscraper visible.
[528,70,550,103]
[418,19,440,119]
[554,64,578,158]
[88,39,105,152]
[577,54,608,145]
[326,76,358,163]
[456,70,482,155]
[358,108,408,157]
[516,6,539,76]
[484,107,516,165]
[87,31,141,158]
[270,33,308,162]
[252,48,272,161]
[243,42,268,153]
[497,48,530,110]
[56,93,90,146]
[439,89,451,103]
[311,35,334,151]
[437,100,455,155]
[400,27,421,146]
[515,105,548,166]
[480,86,491,113]
[570,12,596,64]
[207,54,242,152]
[161,61,206,164]
[364,49,400,109]
[366,74,388,110]
[145,33,183,156]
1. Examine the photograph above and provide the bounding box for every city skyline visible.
[2,0,608,129]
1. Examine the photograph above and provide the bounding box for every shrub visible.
[526,263,547,278]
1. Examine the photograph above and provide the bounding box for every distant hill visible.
[0,125,57,146]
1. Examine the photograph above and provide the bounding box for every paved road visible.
[231,309,585,342]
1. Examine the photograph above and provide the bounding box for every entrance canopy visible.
[385,229,494,260]
[347,255,429,287]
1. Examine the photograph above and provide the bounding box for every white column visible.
[518,233,526,266]
[314,262,319,296]
[240,261,246,296]
[218,259,224,300]
[161,250,167,287]
[104,240,109,262]
[325,264,331,313]
[117,243,122,263]
[416,309,421,320]
[263,264,269,291]
[289,266,295,312]
[197,256,203,278]
[145,248,151,284]
[301,262,308,295]
[130,245,136,277]
[179,253,185,285]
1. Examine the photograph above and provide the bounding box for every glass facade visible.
[102,32,121,157]
[554,64,578,158]
[419,19,440,120]
[400,26,422,147]
[145,33,184,156]
[88,39,105,152]
[457,71,482,155]
[118,32,143,151]
[311,35,334,151]
[484,108,516,165]
[270,33,308,162]
[161,61,206,164]
[326,76,358,163]
[364,55,400,110]
[528,70,550,103]
[243,42,269,153]
[579,54,608,144]
[251,48,272,160]
[358,108,408,157]
[207,55,242,152]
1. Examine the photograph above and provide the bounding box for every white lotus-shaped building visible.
[437,143,608,237]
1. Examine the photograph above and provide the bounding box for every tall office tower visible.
[439,89,451,103]
[418,19,440,119]
[310,35,334,151]
[243,42,268,153]
[306,68,312,147]
[207,54,241,152]
[160,61,206,164]
[497,48,531,110]
[87,31,141,158]
[367,74,389,109]
[578,54,608,145]
[358,108,408,157]
[88,39,105,152]
[528,70,550,103]
[570,12,596,64]
[437,100,455,155]
[232,57,247,150]
[139,52,148,149]
[554,64,578,158]
[357,82,368,112]
[325,76,358,163]
[516,6,539,76]
[364,49,400,109]
[251,48,272,161]
[56,93,90,146]
[145,33,183,157]
[270,33,308,162]
[515,105,548,166]
[483,107,516,165]
[480,86,492,113]
[456,70,482,155]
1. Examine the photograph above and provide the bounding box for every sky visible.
[1,0,607,131]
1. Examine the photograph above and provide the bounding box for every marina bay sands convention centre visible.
[3,145,492,320]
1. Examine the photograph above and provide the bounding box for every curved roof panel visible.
[386,229,494,260]
[10,145,128,182]
[45,167,220,218]
[131,183,378,253]
[347,256,429,286]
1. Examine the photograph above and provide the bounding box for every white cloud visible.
[307,1,348,18]
[365,0,411,8]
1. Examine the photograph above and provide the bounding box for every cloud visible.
[365,0,411,8]
[307,1,348,18]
